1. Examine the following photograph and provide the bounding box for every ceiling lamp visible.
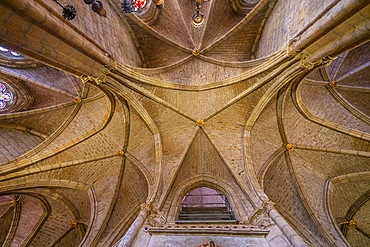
[121,0,147,13]
[53,0,107,20]
[192,0,204,26]
[153,0,164,9]
[84,0,107,17]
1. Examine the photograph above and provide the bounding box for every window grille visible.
[176,187,236,224]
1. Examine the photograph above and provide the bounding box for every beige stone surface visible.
[0,0,369,246]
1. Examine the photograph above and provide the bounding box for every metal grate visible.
[176,188,236,224]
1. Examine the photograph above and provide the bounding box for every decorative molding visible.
[0,54,40,69]
[300,55,335,70]
[287,39,336,70]
[148,224,269,236]
[79,59,117,84]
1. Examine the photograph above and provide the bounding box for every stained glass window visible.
[0,82,13,109]
[134,0,146,10]
[122,0,147,13]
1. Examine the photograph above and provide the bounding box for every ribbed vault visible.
[0,0,369,246]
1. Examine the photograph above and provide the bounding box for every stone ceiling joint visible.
[285,143,294,151]
[196,119,205,127]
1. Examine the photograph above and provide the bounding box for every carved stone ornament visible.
[286,143,294,151]
[79,73,107,85]
[196,119,204,127]
[148,210,166,226]
[141,202,152,212]
[300,54,336,70]
[142,203,166,226]
[249,201,274,229]
[286,38,336,70]
[348,219,357,228]
[329,80,337,87]
[299,53,315,70]
[286,38,301,58]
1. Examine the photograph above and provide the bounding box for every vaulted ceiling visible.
[0,0,369,246]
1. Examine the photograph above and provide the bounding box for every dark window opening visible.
[176,187,236,224]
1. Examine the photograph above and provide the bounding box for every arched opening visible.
[176,187,236,224]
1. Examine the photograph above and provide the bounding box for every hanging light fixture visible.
[84,0,107,17]
[153,0,164,9]
[121,0,134,13]
[192,0,204,26]
[53,0,107,19]
[54,0,77,20]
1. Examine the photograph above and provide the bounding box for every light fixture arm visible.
[53,0,77,20]
[192,0,204,26]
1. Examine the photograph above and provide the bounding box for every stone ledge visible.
[148,225,269,236]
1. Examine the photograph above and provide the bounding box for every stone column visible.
[269,209,308,247]
[117,203,151,247]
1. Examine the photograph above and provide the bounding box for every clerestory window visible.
[177,187,236,224]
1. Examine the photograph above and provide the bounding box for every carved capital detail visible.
[299,52,315,70]
[95,74,107,84]
[79,74,107,85]
[141,202,152,212]
[148,210,166,227]
[287,38,336,70]
[263,200,275,211]
[299,54,336,70]
[98,57,117,76]
[249,201,275,229]
[287,38,301,57]
[141,203,166,226]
